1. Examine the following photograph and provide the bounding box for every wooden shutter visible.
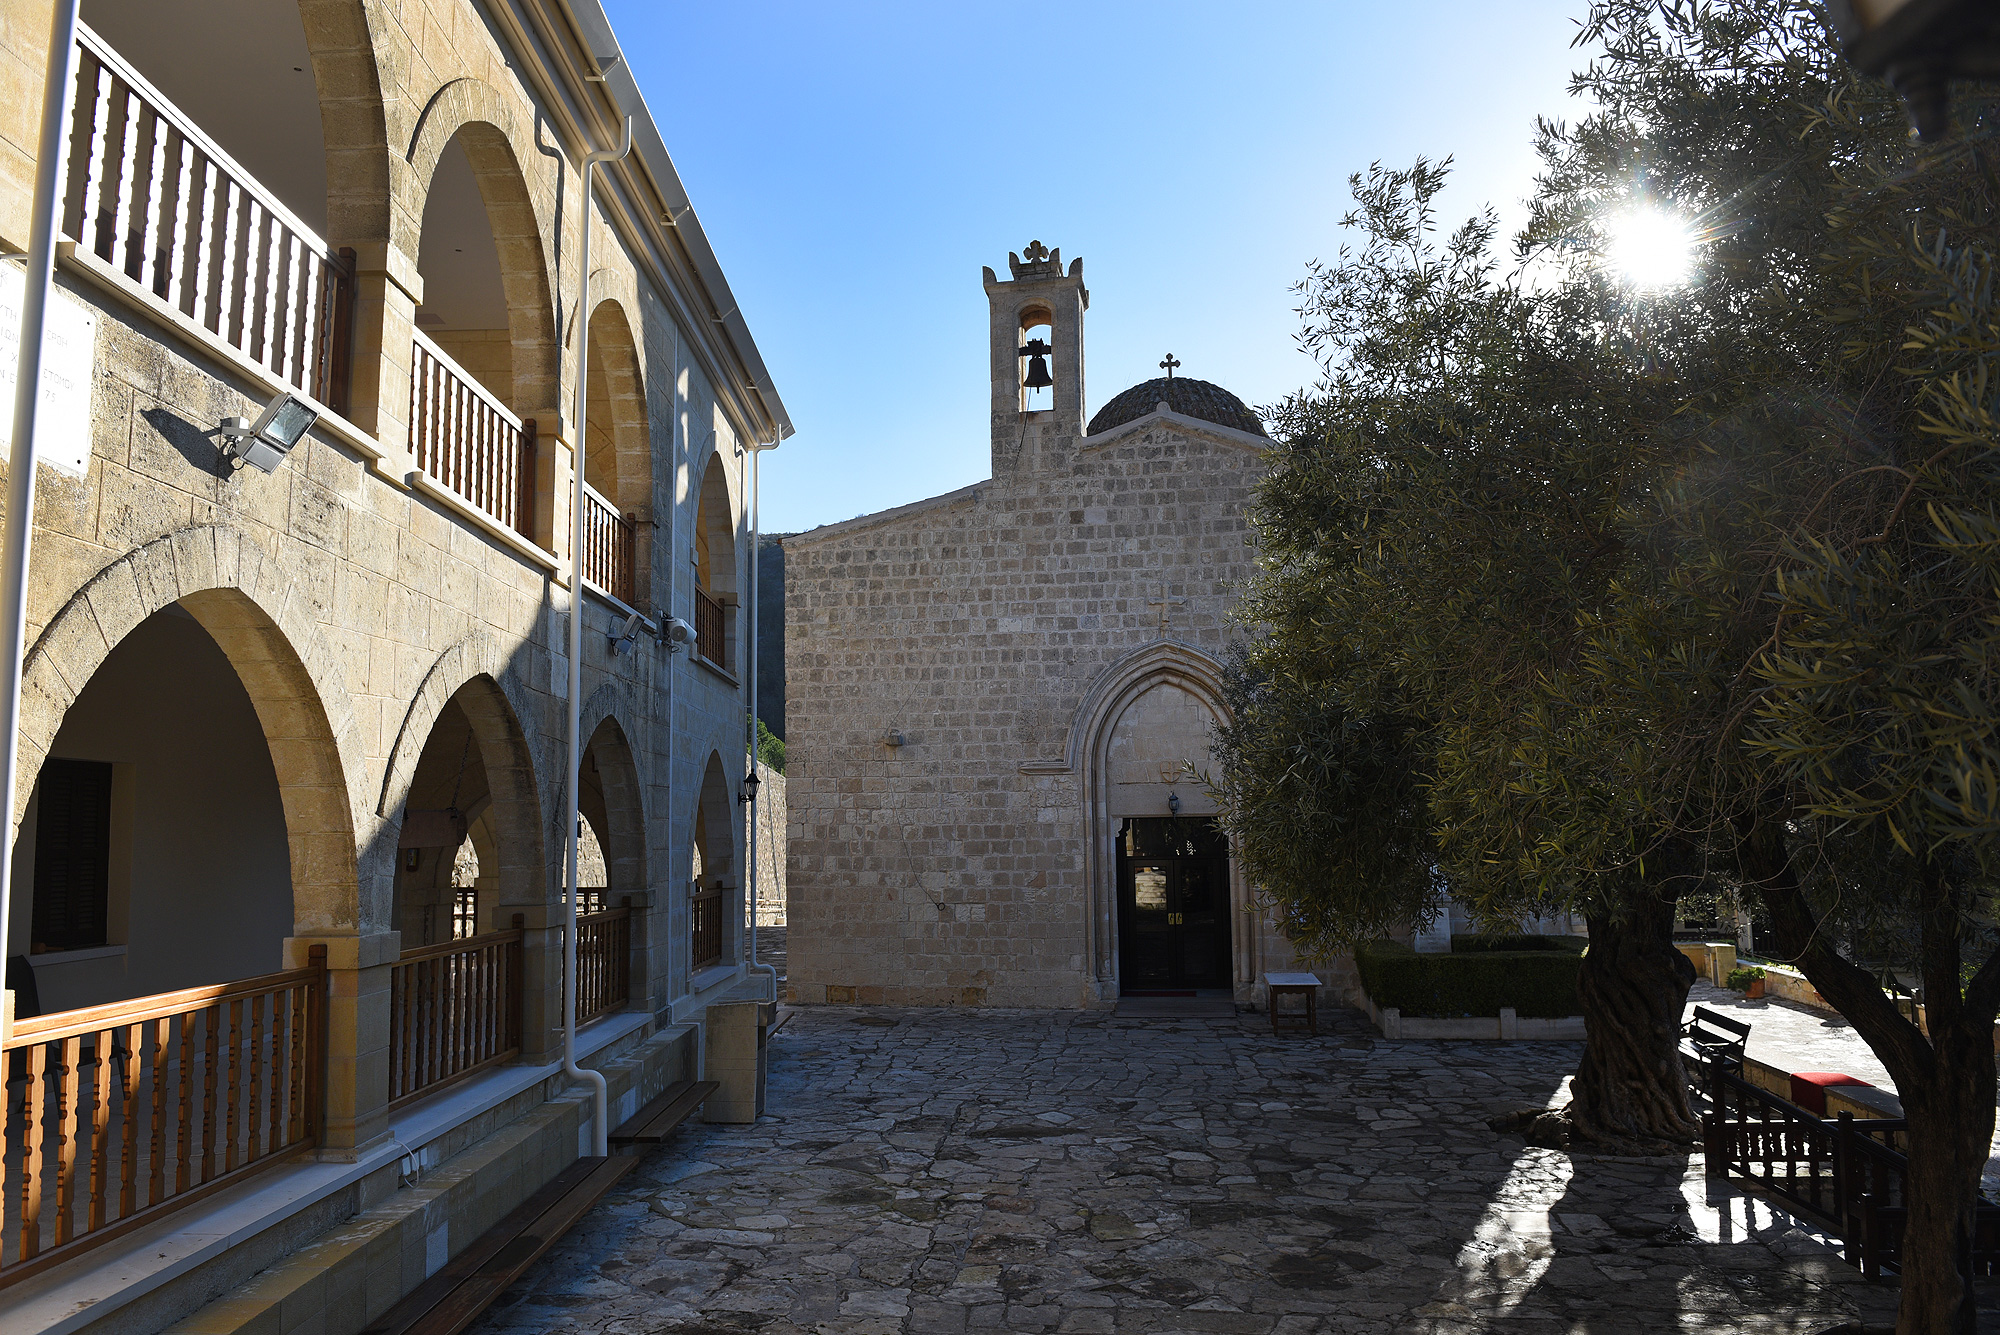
[31,758,113,952]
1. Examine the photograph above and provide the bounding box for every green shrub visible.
[1724,965,1766,991]
[1356,938,1584,1018]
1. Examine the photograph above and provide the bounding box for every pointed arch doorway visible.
[1075,644,1249,1001]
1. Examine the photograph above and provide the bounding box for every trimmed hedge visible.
[1450,933,1588,955]
[1356,938,1584,1019]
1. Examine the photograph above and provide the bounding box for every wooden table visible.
[1264,971,1322,1036]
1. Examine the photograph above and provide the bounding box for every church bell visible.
[1019,337,1053,390]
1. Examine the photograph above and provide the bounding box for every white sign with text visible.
[0,262,96,477]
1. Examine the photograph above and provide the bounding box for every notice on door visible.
[0,262,96,477]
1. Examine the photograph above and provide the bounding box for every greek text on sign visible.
[0,262,96,477]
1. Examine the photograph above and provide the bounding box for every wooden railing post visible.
[1704,1059,1727,1180]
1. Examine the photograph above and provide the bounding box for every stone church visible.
[783,244,1337,1009]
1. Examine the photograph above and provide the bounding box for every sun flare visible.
[1605,208,1697,289]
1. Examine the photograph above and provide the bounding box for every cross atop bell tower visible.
[982,241,1088,477]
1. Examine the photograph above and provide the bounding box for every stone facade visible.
[0,1,783,1330]
[784,246,1338,1010]
[754,765,788,927]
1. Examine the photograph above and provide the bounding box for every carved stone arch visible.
[578,709,646,899]
[377,629,537,820]
[401,78,561,416]
[583,296,651,515]
[18,525,369,934]
[1066,642,1237,1001]
[298,0,396,249]
[1062,641,1229,776]
[381,632,546,921]
[693,447,740,600]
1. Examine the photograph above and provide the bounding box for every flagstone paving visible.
[470,1005,1899,1334]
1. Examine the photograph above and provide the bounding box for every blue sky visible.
[603,2,1593,535]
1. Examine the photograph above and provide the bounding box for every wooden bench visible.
[1681,1005,1751,1080]
[609,1078,719,1146]
[358,1154,638,1335]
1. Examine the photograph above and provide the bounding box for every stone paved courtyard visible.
[470,1004,1902,1334]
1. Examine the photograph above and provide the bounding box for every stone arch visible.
[388,668,545,939]
[579,712,645,899]
[1068,643,1237,1000]
[690,750,737,970]
[18,525,367,935]
[583,297,650,515]
[379,627,541,805]
[299,0,396,248]
[403,79,560,416]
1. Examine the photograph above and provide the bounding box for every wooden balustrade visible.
[571,906,631,1026]
[691,889,724,970]
[694,586,725,668]
[1702,1065,2000,1281]
[63,24,354,411]
[410,330,538,538]
[580,484,636,604]
[386,930,522,1108]
[1,952,324,1287]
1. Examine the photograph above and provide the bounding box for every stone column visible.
[523,413,572,561]
[283,928,400,1158]
[502,905,563,1065]
[620,891,656,1016]
[342,241,420,481]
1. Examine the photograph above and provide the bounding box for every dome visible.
[1086,376,1267,439]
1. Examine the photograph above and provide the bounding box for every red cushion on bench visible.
[1791,1071,1869,1115]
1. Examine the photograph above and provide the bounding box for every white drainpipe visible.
[562,116,631,1158]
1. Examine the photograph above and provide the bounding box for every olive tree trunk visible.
[1568,890,1703,1149]
[1740,819,1999,1335]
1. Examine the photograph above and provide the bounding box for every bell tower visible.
[983,241,1087,477]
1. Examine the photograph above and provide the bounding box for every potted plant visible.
[1725,965,1767,999]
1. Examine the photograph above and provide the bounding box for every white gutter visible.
[0,0,81,1047]
[563,114,632,1158]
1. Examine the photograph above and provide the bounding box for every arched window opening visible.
[65,2,355,409]
[690,754,736,972]
[416,138,509,395]
[81,0,329,234]
[581,302,647,604]
[692,456,737,669]
[8,604,291,1016]
[1019,307,1055,412]
[394,696,491,950]
[408,126,549,539]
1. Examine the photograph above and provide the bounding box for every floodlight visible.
[218,391,318,473]
[608,611,645,654]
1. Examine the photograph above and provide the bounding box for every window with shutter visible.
[31,758,113,952]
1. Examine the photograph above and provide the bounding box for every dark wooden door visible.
[1116,816,1232,990]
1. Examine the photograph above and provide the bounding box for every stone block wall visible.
[785,413,1336,1008]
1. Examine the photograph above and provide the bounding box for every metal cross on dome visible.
[1159,353,1180,380]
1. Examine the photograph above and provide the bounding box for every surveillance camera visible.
[660,616,695,649]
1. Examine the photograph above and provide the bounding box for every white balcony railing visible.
[579,480,635,604]
[61,24,354,411]
[409,328,538,538]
